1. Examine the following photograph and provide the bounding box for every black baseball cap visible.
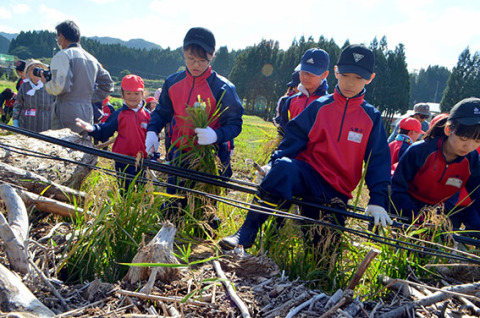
[15,60,26,71]
[183,27,216,54]
[448,97,480,125]
[337,44,375,80]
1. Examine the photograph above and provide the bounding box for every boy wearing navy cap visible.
[277,49,330,133]
[220,44,392,250]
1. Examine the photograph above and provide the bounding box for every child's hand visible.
[75,118,94,132]
[194,127,217,145]
[145,131,160,155]
[255,164,272,184]
[365,204,393,227]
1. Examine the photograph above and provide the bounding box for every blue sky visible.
[1,0,480,72]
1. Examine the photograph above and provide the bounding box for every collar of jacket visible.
[186,65,212,83]
[333,86,366,106]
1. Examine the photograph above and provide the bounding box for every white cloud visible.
[12,4,30,14]
[0,9,12,19]
[88,0,115,4]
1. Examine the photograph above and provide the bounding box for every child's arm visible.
[271,99,318,162]
[391,145,422,216]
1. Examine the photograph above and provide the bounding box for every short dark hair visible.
[183,44,209,60]
[0,88,14,100]
[56,20,80,43]
[424,117,480,141]
[398,128,410,135]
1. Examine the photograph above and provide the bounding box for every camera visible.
[32,67,52,82]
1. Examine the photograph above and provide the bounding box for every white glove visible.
[145,131,160,155]
[195,127,217,145]
[75,118,94,132]
[12,119,19,127]
[255,164,272,184]
[365,204,393,227]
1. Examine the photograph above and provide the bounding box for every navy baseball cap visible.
[337,44,375,80]
[448,97,480,125]
[183,27,216,54]
[287,71,300,87]
[295,48,329,76]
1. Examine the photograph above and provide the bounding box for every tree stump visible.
[125,221,181,293]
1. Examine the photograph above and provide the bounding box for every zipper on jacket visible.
[187,77,196,106]
[438,164,448,183]
[337,98,349,142]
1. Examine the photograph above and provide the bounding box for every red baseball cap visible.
[121,74,144,91]
[145,96,156,104]
[399,117,424,133]
[429,113,449,129]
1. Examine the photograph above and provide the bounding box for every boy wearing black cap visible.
[220,44,392,250]
[145,27,243,209]
[276,48,330,135]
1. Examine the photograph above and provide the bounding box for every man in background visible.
[41,20,113,134]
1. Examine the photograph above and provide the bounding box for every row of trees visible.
[8,30,478,121]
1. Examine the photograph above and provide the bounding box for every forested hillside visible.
[7,29,480,120]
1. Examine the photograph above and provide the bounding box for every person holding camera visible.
[40,20,113,134]
[13,59,55,132]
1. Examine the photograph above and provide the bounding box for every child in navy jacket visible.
[220,44,393,250]
[76,74,150,192]
[392,98,480,233]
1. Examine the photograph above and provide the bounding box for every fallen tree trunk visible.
[0,263,55,317]
[18,189,84,218]
[0,161,85,203]
[0,183,29,274]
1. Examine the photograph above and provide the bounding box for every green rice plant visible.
[59,170,164,283]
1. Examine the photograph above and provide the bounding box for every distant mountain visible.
[89,36,162,50]
[0,34,10,54]
[0,32,18,41]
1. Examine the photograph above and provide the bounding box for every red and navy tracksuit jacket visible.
[89,102,150,158]
[271,86,391,209]
[147,66,243,155]
[278,81,328,133]
[392,137,480,217]
[389,134,414,175]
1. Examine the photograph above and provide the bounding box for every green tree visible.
[441,47,480,111]
[410,65,450,105]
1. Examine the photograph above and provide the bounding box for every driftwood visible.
[0,161,85,203]
[0,263,54,317]
[0,184,29,274]
[116,289,213,307]
[124,221,180,293]
[213,260,251,318]
[285,293,326,318]
[415,281,480,307]
[18,188,84,218]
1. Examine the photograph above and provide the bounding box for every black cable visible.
[2,124,480,262]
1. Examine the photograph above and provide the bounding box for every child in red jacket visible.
[76,74,150,193]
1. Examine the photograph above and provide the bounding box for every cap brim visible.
[295,63,326,76]
[184,40,214,54]
[337,65,372,80]
[454,117,480,126]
